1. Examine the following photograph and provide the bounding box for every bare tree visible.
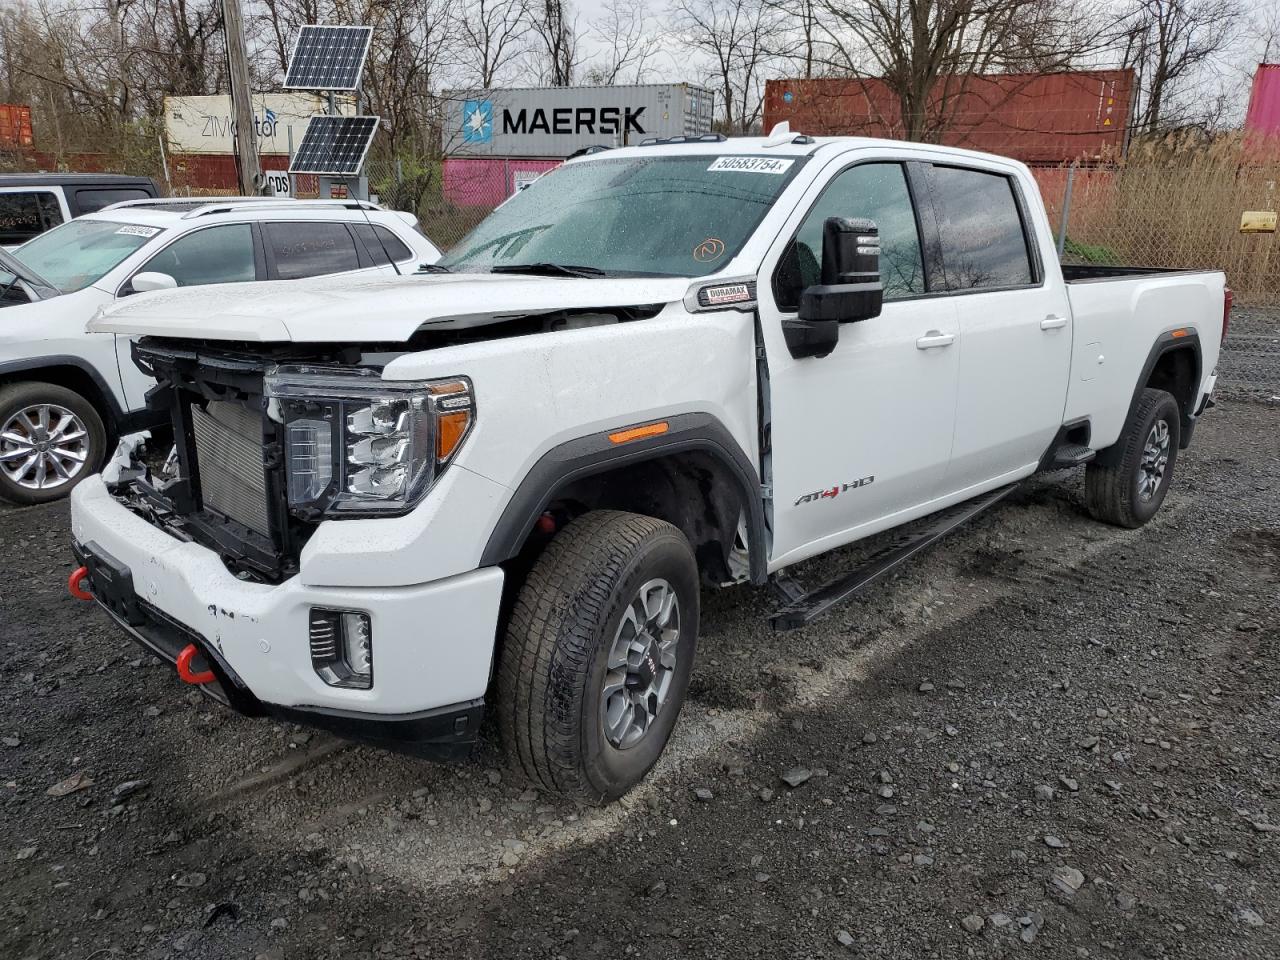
[456,0,532,88]
[584,0,660,85]
[529,0,579,85]
[815,0,1112,142]
[668,0,784,134]
[1120,0,1243,133]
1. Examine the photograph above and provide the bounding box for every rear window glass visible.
[352,224,413,265]
[0,191,64,244]
[929,166,1034,290]
[74,188,152,214]
[264,221,362,280]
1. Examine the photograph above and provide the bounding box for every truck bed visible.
[1061,264,1210,283]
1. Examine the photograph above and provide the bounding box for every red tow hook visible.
[176,644,216,685]
[68,566,93,601]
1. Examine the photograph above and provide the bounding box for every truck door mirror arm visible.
[782,217,884,360]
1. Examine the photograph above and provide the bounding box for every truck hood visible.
[86,271,693,342]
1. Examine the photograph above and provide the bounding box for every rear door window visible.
[927,166,1035,290]
[140,223,256,287]
[264,222,362,280]
[73,187,153,214]
[351,224,413,265]
[0,191,64,244]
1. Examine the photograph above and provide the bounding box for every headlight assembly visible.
[265,365,474,518]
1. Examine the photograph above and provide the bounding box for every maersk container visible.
[442,84,714,158]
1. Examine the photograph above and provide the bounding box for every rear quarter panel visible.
[1064,271,1224,448]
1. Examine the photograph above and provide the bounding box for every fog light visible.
[309,608,373,689]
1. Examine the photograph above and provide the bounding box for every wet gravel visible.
[1,397,1278,960]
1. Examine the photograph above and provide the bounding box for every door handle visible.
[1040,315,1068,330]
[915,330,956,350]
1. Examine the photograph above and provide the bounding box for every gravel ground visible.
[2,397,1278,960]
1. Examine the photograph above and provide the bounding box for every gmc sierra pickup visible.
[70,128,1229,803]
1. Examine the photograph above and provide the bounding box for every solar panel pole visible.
[222,0,264,195]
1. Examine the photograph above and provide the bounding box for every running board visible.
[768,484,1019,631]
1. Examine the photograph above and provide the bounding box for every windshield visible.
[14,219,160,293]
[440,154,806,278]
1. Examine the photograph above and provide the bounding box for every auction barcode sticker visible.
[115,225,161,237]
[708,156,795,175]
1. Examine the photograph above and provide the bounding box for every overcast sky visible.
[564,0,1278,124]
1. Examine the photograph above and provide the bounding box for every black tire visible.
[0,382,107,506]
[1084,387,1180,528]
[498,510,700,804]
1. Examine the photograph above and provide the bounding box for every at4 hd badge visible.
[794,476,874,506]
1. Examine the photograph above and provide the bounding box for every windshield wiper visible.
[489,262,608,279]
[417,263,452,274]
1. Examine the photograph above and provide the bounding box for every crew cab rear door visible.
[758,158,960,569]
[922,163,1073,488]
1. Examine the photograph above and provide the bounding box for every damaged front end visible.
[108,339,366,583]
[108,335,481,585]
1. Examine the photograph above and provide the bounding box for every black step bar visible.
[768,484,1019,631]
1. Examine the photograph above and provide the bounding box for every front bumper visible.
[70,476,504,754]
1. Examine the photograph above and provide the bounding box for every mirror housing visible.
[782,217,884,359]
[131,271,178,293]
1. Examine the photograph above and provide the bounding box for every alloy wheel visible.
[0,403,91,491]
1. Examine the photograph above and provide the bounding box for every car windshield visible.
[14,219,160,293]
[440,154,806,278]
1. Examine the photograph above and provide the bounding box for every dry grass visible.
[1033,134,1280,306]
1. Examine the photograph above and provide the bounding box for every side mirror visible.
[782,217,884,359]
[131,271,178,293]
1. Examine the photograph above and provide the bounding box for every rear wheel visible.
[498,510,699,804]
[1084,387,1180,528]
[0,382,106,506]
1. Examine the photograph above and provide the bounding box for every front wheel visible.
[0,382,106,506]
[1084,387,1181,528]
[497,510,700,804]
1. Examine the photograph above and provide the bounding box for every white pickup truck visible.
[70,131,1229,803]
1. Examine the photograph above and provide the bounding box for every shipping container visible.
[441,157,563,207]
[442,84,713,158]
[0,104,34,150]
[164,93,355,156]
[763,70,1135,164]
[1245,64,1280,139]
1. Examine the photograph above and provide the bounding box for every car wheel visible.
[0,382,106,506]
[498,510,700,804]
[1084,387,1181,529]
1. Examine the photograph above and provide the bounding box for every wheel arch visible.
[480,412,769,586]
[0,356,124,429]
[1132,332,1202,451]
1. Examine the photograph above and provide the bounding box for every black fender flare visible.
[1127,330,1202,449]
[479,411,769,584]
[0,354,125,422]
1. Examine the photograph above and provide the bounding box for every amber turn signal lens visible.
[608,421,669,444]
[437,411,471,461]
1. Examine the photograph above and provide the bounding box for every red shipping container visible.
[442,157,562,207]
[764,70,1134,163]
[1244,64,1280,138]
[0,104,35,150]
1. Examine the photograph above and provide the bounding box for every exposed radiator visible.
[190,401,270,536]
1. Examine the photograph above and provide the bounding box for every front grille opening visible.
[190,401,272,536]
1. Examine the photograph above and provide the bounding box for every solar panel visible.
[283,25,373,91]
[288,115,380,176]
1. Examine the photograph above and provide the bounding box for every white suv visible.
[0,198,440,505]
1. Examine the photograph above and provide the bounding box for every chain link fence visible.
[1031,139,1280,398]
[1031,141,1279,309]
[364,155,559,252]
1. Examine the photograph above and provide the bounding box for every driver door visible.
[759,160,961,569]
